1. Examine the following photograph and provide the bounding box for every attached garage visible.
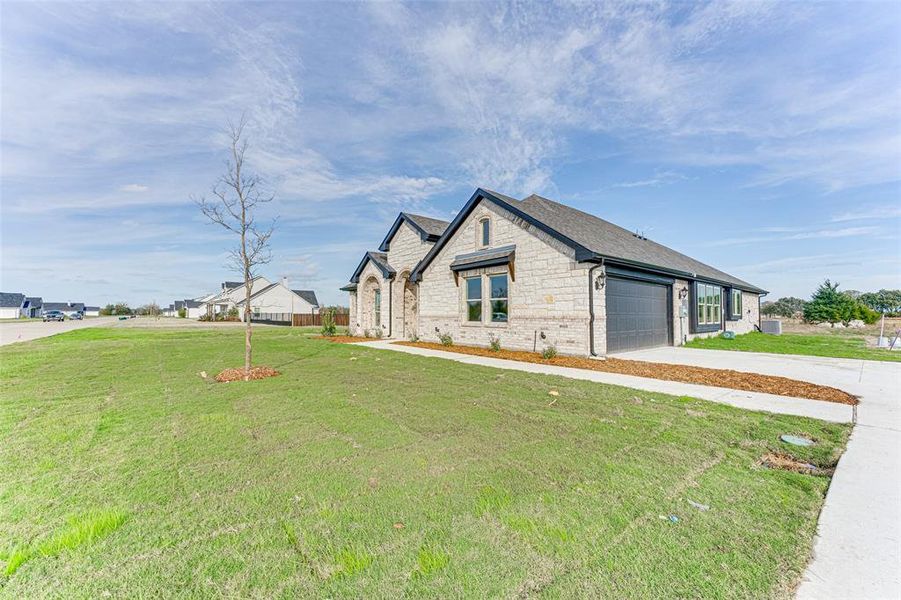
[605,276,672,353]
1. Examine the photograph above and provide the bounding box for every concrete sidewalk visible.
[362,341,899,598]
[617,347,901,600]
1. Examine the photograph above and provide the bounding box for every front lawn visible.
[0,328,850,598]
[686,331,901,362]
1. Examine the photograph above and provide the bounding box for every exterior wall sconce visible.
[678,287,689,300]
[594,267,607,290]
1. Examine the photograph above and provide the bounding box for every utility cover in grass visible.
[780,434,815,446]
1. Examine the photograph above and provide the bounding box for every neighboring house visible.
[66,303,85,318]
[84,306,100,317]
[343,189,765,356]
[24,297,43,318]
[0,292,26,319]
[202,277,272,317]
[184,300,204,319]
[41,302,71,315]
[235,280,319,320]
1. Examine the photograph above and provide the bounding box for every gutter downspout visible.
[588,259,605,357]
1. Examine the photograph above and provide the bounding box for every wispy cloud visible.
[119,184,149,193]
[709,226,879,247]
[832,205,901,222]
[613,171,688,188]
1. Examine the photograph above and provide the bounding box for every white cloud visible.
[708,226,879,247]
[832,205,901,222]
[119,184,149,193]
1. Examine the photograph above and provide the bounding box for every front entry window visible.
[490,274,508,322]
[466,277,482,321]
[696,283,721,326]
[374,289,381,327]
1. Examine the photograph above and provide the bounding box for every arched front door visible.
[361,276,381,335]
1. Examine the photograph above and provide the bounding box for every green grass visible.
[686,331,901,362]
[0,327,850,598]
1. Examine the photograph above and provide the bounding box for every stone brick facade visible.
[418,200,593,356]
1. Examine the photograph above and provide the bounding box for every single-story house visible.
[0,292,26,319]
[24,297,43,318]
[84,306,100,317]
[201,277,272,317]
[235,280,319,321]
[342,188,765,356]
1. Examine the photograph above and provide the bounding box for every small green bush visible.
[177,307,187,318]
[541,345,557,360]
[489,334,501,352]
[409,333,419,342]
[438,332,453,346]
[320,309,337,336]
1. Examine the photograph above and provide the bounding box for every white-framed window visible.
[478,217,490,248]
[489,274,508,322]
[730,288,742,318]
[374,289,381,326]
[465,276,482,322]
[696,283,721,326]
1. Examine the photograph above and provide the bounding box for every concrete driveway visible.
[617,347,901,599]
[0,316,121,346]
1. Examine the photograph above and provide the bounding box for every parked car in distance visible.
[42,310,65,322]
[68,312,83,320]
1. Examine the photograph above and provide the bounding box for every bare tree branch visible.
[194,116,277,379]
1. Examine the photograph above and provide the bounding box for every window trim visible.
[465,276,482,322]
[727,288,742,321]
[478,217,491,248]
[460,269,510,327]
[489,273,508,323]
[691,281,722,333]
[374,288,381,327]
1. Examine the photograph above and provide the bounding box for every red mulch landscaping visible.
[318,336,380,343]
[215,366,281,382]
[396,341,858,405]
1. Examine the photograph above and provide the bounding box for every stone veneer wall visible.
[417,199,594,356]
[349,261,388,337]
[386,222,434,340]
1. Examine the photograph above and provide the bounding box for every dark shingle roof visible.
[506,193,762,292]
[25,297,42,308]
[42,302,70,311]
[68,303,85,312]
[84,306,100,312]
[184,300,202,308]
[404,213,450,237]
[350,251,396,283]
[0,292,25,308]
[411,188,764,293]
[223,281,243,290]
[292,290,318,307]
[174,300,186,310]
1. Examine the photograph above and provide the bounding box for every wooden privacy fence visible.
[291,312,349,327]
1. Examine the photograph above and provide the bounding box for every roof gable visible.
[411,188,765,293]
[378,212,449,251]
[350,251,395,283]
[292,290,319,307]
[0,292,25,308]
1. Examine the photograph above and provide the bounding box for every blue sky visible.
[2,1,899,307]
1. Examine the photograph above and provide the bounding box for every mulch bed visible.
[214,366,280,382]
[318,336,381,343]
[396,342,858,405]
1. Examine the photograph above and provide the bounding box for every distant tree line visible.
[99,303,132,316]
[761,281,899,324]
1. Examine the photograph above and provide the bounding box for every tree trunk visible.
[244,268,252,380]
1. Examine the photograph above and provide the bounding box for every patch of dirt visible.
[760,452,831,475]
[318,336,379,343]
[396,341,858,405]
[214,366,280,382]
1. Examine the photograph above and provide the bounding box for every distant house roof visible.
[0,292,25,308]
[42,302,70,311]
[68,303,85,312]
[411,188,765,293]
[84,306,100,312]
[223,281,244,290]
[174,300,186,310]
[378,212,450,251]
[292,290,318,307]
[25,297,42,308]
[184,300,203,308]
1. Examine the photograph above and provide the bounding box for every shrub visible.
[488,334,501,352]
[438,332,453,346]
[409,333,419,342]
[177,307,187,318]
[541,345,557,360]
[320,308,337,336]
[227,307,239,320]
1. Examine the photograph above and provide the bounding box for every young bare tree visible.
[196,117,276,379]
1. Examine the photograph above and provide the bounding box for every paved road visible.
[0,316,120,346]
[616,347,901,600]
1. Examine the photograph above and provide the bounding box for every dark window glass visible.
[490,274,508,322]
[466,277,481,322]
[481,219,490,246]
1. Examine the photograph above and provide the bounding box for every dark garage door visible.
[606,277,671,353]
